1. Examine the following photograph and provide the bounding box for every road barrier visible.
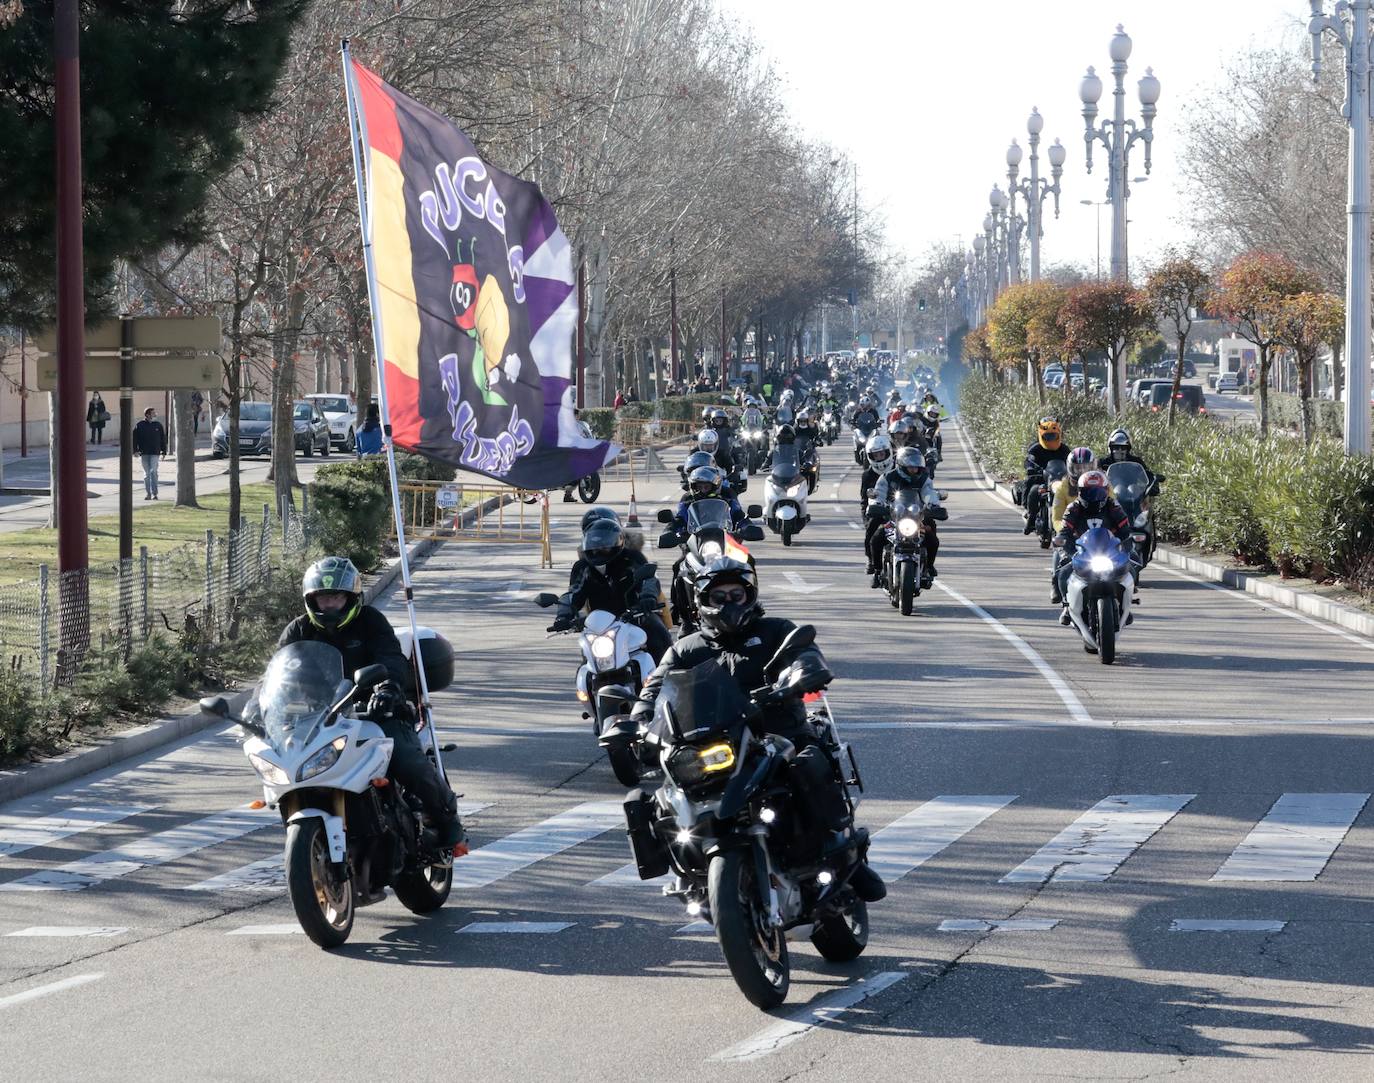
[396,481,552,568]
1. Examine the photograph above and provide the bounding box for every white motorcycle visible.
[535,591,658,785]
[200,630,458,948]
[763,443,811,546]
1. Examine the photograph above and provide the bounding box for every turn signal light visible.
[453,842,470,858]
[248,800,266,810]
[371,777,390,788]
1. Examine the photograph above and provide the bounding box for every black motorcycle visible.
[614,627,871,1008]
[868,487,947,615]
[657,499,764,633]
[1027,458,1068,549]
[1106,461,1163,580]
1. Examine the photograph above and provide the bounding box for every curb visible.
[0,495,488,805]
[952,418,1374,642]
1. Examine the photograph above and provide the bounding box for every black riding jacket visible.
[1024,443,1069,475]
[1100,450,1155,486]
[560,549,660,620]
[279,606,413,695]
[639,615,824,733]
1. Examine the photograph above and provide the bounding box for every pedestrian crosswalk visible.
[0,793,1369,907]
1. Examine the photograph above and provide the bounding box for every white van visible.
[302,393,356,451]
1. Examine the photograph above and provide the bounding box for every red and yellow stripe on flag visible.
[351,60,423,448]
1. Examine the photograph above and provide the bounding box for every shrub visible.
[582,407,616,440]
[308,458,392,571]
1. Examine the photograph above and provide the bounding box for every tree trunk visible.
[1299,357,1314,445]
[1257,345,1272,438]
[1032,355,1046,405]
[1331,339,1344,403]
[173,389,199,508]
[1167,337,1188,427]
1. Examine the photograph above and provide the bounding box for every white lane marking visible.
[1170,919,1287,933]
[585,862,662,889]
[226,924,300,936]
[6,927,128,938]
[0,973,104,1011]
[181,800,492,893]
[1152,563,1374,651]
[0,804,154,858]
[1211,793,1369,882]
[937,919,1059,932]
[778,569,830,594]
[845,718,1374,729]
[0,804,275,892]
[868,796,1018,882]
[501,580,525,598]
[677,920,713,934]
[1000,794,1195,883]
[456,921,575,935]
[933,579,1094,725]
[712,971,908,1063]
[453,801,623,890]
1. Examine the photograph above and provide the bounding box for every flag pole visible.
[339,41,449,792]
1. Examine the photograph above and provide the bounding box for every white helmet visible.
[865,431,895,474]
[696,428,719,455]
[779,388,795,406]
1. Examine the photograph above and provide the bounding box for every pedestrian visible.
[626,386,639,404]
[613,388,626,409]
[355,403,383,457]
[132,406,167,500]
[87,392,108,444]
[190,390,204,434]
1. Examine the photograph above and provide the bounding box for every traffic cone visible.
[626,486,640,527]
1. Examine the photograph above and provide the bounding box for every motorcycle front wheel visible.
[607,743,642,787]
[393,857,454,914]
[899,561,917,615]
[811,897,869,962]
[709,850,789,1009]
[286,818,354,948]
[1097,595,1117,664]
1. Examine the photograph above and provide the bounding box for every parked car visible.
[212,401,273,459]
[292,401,332,457]
[1216,372,1240,393]
[303,393,356,451]
[1151,359,1196,378]
[1147,382,1206,415]
[1128,378,1171,405]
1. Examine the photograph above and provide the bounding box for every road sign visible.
[34,315,221,355]
[33,354,220,391]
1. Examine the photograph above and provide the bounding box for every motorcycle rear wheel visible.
[710,850,789,1009]
[286,819,354,948]
[811,897,869,962]
[578,474,602,503]
[393,858,454,914]
[1097,595,1116,664]
[608,743,642,787]
[899,562,916,616]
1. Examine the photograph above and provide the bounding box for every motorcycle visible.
[575,472,602,503]
[740,408,769,474]
[1106,461,1162,579]
[200,633,458,948]
[819,409,839,445]
[763,444,811,546]
[869,488,947,615]
[1028,458,1068,549]
[656,499,765,634]
[851,415,879,465]
[1056,526,1136,664]
[619,626,870,1008]
[534,582,659,786]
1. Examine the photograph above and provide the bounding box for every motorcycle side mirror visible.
[199,695,232,719]
[656,508,674,523]
[534,592,560,608]
[353,664,389,689]
[657,531,680,549]
[937,490,950,501]
[634,563,658,581]
[1051,536,1066,549]
[746,504,762,518]
[764,624,816,680]
[772,656,833,698]
[741,524,765,542]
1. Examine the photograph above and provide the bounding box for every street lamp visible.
[1079,198,1108,280]
[1310,1,1373,455]
[1079,24,1159,283]
[989,184,1014,288]
[980,215,997,311]
[1007,109,1067,282]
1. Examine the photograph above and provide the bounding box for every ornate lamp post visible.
[1078,25,1160,282]
[1007,109,1067,282]
[1310,1,1372,456]
[990,185,1016,288]
[974,230,991,317]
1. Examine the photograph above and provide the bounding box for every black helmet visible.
[709,408,729,430]
[683,450,714,474]
[688,464,724,500]
[893,446,928,486]
[302,556,363,631]
[775,424,796,444]
[1107,428,1132,458]
[579,505,621,533]
[579,519,624,571]
[693,557,761,640]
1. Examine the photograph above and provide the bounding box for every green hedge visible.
[1265,391,1374,443]
[582,407,617,440]
[617,392,733,423]
[960,375,1374,589]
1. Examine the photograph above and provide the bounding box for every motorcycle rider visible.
[631,558,887,904]
[1049,447,1098,604]
[869,446,944,589]
[1021,417,1068,536]
[849,393,881,434]
[671,464,748,531]
[278,557,462,849]
[859,431,895,576]
[918,403,943,472]
[1052,469,1138,625]
[695,427,739,482]
[1100,428,1156,486]
[551,517,672,660]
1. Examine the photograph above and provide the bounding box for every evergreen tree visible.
[0,0,309,330]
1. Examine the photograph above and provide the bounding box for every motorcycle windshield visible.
[650,658,750,744]
[686,499,732,534]
[1107,461,1149,516]
[742,410,763,429]
[891,486,925,519]
[1071,526,1129,577]
[257,641,344,754]
[1045,459,1068,483]
[855,416,877,435]
[771,445,801,482]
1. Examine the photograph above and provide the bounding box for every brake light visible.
[1151,405,1159,412]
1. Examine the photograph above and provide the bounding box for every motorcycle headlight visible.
[698,742,736,773]
[897,517,919,537]
[785,483,803,497]
[248,752,290,787]
[590,633,616,661]
[699,540,723,561]
[1089,554,1116,575]
[297,736,347,781]
[1134,512,1148,527]
[668,741,736,786]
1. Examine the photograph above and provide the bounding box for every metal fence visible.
[394,482,552,568]
[0,503,306,690]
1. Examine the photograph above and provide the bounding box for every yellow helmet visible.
[1037,417,1062,450]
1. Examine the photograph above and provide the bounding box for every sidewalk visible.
[2,430,216,482]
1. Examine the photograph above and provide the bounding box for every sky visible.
[715,0,1311,281]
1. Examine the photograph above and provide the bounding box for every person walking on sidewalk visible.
[190,390,204,434]
[87,392,108,444]
[133,407,167,500]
